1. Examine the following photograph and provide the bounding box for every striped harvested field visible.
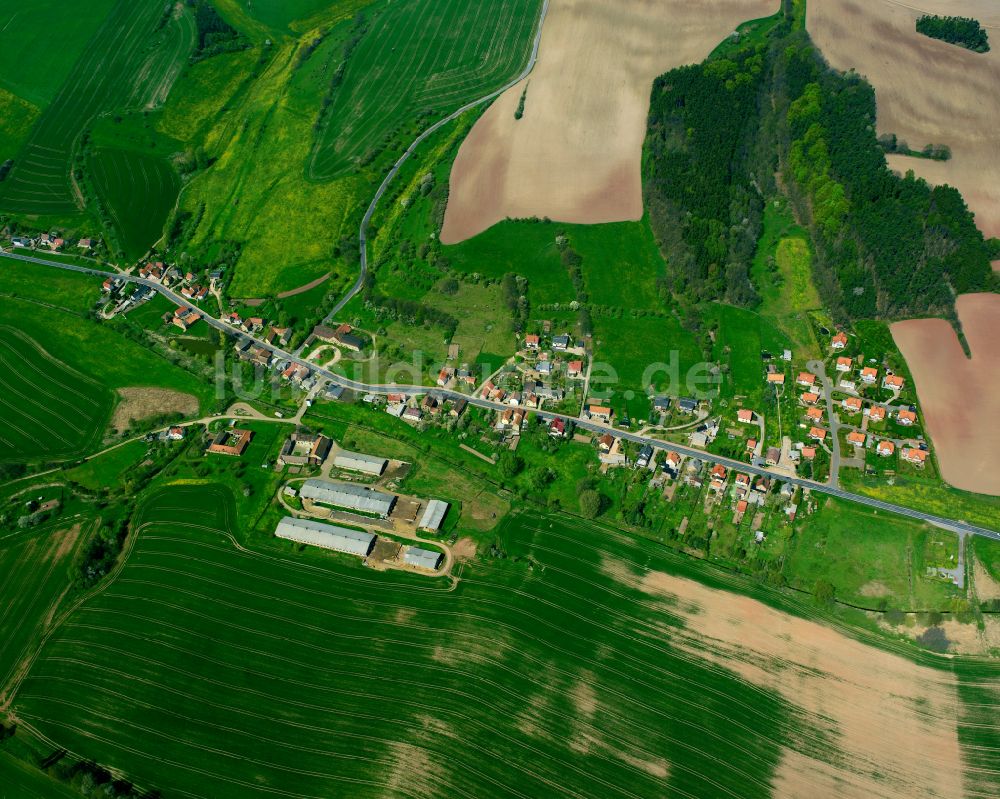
[12,483,999,798]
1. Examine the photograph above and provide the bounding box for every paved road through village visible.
[3,249,999,545]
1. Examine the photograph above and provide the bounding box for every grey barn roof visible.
[275,516,375,557]
[333,451,388,475]
[404,547,443,570]
[418,499,449,531]
[301,479,395,516]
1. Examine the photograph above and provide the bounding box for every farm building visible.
[418,499,449,531]
[300,479,396,517]
[333,451,388,476]
[207,428,252,456]
[275,517,375,557]
[278,431,332,467]
[404,546,443,570]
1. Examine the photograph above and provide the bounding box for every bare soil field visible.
[809,0,1000,237]
[441,0,778,243]
[632,567,964,799]
[890,293,1000,495]
[110,387,198,433]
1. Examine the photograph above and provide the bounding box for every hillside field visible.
[0,326,113,463]
[310,0,542,180]
[88,147,180,260]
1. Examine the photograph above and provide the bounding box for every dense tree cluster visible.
[916,15,989,52]
[779,38,996,319]
[187,0,248,62]
[78,518,129,587]
[644,43,772,306]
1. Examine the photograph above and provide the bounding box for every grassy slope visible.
[0,750,83,799]
[0,88,41,164]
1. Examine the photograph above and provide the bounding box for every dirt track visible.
[809,0,1000,237]
[441,0,778,243]
[891,293,1000,495]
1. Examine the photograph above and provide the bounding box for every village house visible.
[901,447,928,466]
[801,446,817,460]
[737,409,755,424]
[166,427,185,441]
[806,406,823,422]
[809,426,827,442]
[525,334,540,350]
[897,409,917,426]
[877,440,895,457]
[207,428,253,456]
[245,317,265,333]
[449,398,467,417]
[567,360,584,378]
[587,404,613,423]
[867,405,886,422]
[437,367,454,387]
[479,381,496,399]
[835,356,853,372]
[402,406,423,424]
[766,446,781,466]
[860,367,878,384]
[172,307,201,331]
[549,418,567,438]
[677,397,698,414]
[535,360,554,376]
[227,312,243,327]
[831,332,848,349]
[652,395,671,414]
[457,367,476,386]
[422,394,442,415]
[883,374,905,391]
[552,334,571,351]
[278,431,332,467]
[801,391,819,405]
[599,436,627,467]
[734,473,751,490]
[523,393,539,409]
[847,431,866,447]
[664,451,682,474]
[842,396,862,414]
[767,372,785,385]
[797,372,817,388]
[839,379,857,392]
[77,238,92,250]
[597,433,615,453]
[635,445,654,469]
[746,438,757,453]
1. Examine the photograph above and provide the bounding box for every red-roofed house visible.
[801,446,817,459]
[797,372,817,387]
[831,332,848,349]
[737,409,755,423]
[835,356,852,372]
[876,440,895,457]
[809,426,827,442]
[867,405,886,422]
[801,392,819,405]
[567,360,584,378]
[860,367,878,384]
[524,334,540,350]
[901,447,928,466]
[847,431,866,446]
[842,396,862,413]
[806,407,823,422]
[897,409,917,426]
[883,374,905,391]
[549,418,567,438]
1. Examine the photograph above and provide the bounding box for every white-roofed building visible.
[333,451,388,476]
[418,499,449,531]
[404,546,443,570]
[275,517,376,557]
[300,479,396,517]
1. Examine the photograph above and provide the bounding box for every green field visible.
[310,0,541,179]
[0,518,88,703]
[0,326,113,463]
[89,146,180,259]
[0,0,190,218]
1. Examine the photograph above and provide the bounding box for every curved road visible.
[322,0,551,324]
[3,249,999,545]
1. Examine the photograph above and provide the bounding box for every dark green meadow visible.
[0,325,112,464]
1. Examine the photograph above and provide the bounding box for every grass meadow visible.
[0,0,192,218]
[310,0,542,179]
[88,147,180,260]
[0,326,113,463]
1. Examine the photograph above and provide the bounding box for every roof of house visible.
[847,431,866,444]
[798,372,816,384]
[809,426,827,440]
[806,407,823,420]
[802,392,819,403]
[877,440,895,454]
[767,372,785,383]
[898,409,917,423]
[737,409,754,422]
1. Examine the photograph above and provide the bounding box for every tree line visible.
[916,15,989,53]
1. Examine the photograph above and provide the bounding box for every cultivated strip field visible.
[13,483,998,797]
[891,293,1000,495]
[441,0,778,243]
[309,0,542,180]
[808,0,1000,237]
[0,326,112,463]
[0,0,190,217]
[0,520,86,708]
[88,147,181,260]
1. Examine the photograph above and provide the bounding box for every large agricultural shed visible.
[404,546,443,570]
[300,479,396,517]
[275,517,376,557]
[333,450,388,476]
[419,499,449,531]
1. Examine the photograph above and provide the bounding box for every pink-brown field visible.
[809,0,1000,237]
[891,293,1000,495]
[441,0,778,243]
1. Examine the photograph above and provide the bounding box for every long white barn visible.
[275,516,376,557]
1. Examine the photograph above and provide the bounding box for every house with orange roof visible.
[835,356,852,372]
[809,427,827,442]
[665,451,682,470]
[710,464,727,481]
[801,446,817,459]
[806,406,823,422]
[767,372,785,385]
[524,334,540,350]
[797,372,817,387]
[867,405,886,422]
[876,440,895,457]
[746,438,757,453]
[901,447,927,466]
[801,391,819,405]
[737,409,755,423]
[567,359,584,378]
[882,374,905,391]
[897,409,917,426]
[831,332,848,349]
[842,396,862,413]
[860,367,878,384]
[588,404,613,422]
[735,473,751,489]
[847,431,866,447]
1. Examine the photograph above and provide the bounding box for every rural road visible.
[320,0,551,326]
[809,359,842,488]
[5,249,1000,547]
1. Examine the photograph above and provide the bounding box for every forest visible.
[642,6,996,323]
[643,43,773,307]
[916,14,990,53]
